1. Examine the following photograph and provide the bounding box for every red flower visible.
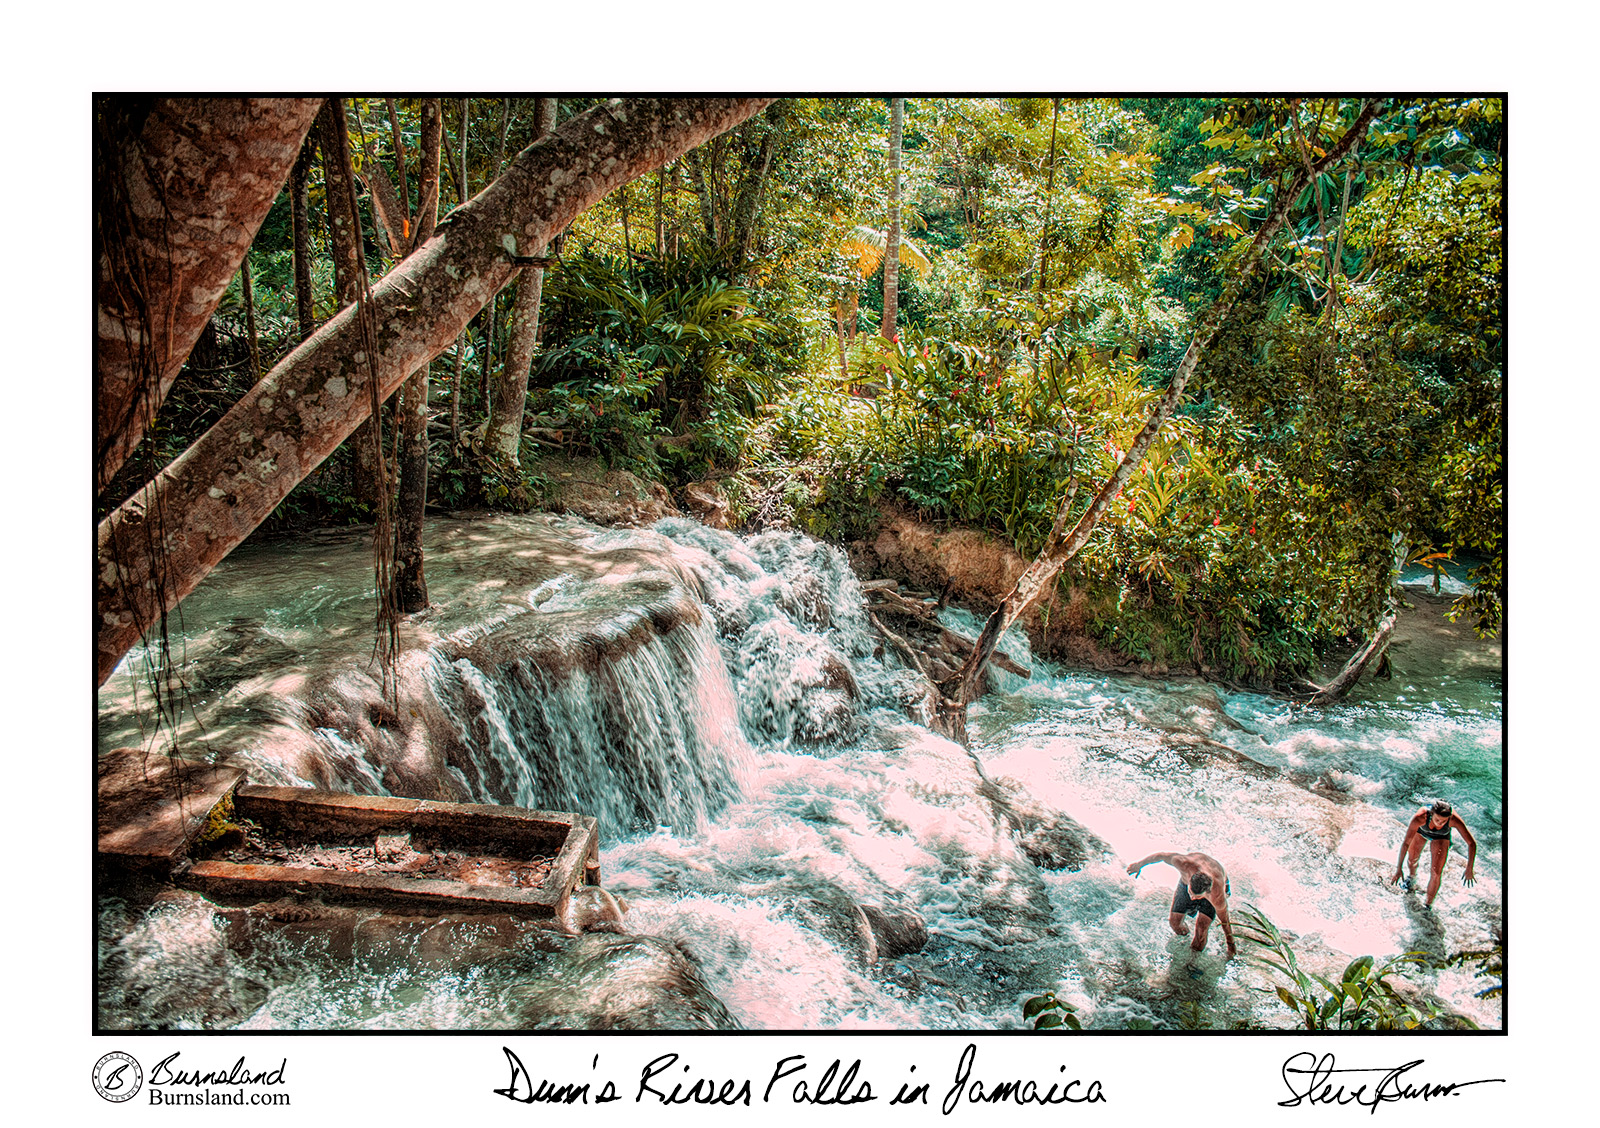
[1248,524,1256,534]
[1212,516,1221,526]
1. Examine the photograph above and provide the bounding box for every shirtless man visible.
[1391,800,1477,909]
[1126,851,1236,958]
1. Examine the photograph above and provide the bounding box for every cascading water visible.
[96,514,1501,1030]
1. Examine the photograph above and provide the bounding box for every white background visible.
[10,4,1589,1122]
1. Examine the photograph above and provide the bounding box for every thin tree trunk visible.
[882,97,904,341]
[1037,97,1060,294]
[619,180,633,269]
[322,101,384,515]
[95,97,323,496]
[408,98,443,253]
[393,365,430,612]
[240,254,261,380]
[655,167,666,257]
[730,104,781,277]
[936,101,1381,742]
[834,299,851,384]
[290,137,317,340]
[98,97,772,685]
[449,99,470,446]
[485,98,559,485]
[393,98,443,613]
[385,98,409,217]
[476,101,515,436]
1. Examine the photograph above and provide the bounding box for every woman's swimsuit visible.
[1417,815,1453,841]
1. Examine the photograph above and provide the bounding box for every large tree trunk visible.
[393,99,444,613]
[936,101,1380,742]
[95,97,323,496]
[97,97,773,685]
[881,97,904,341]
[485,98,560,482]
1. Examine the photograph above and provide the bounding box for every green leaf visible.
[1341,955,1374,982]
[1034,1012,1064,1029]
[1022,994,1055,1019]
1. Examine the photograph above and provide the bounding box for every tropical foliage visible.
[109,96,1502,686]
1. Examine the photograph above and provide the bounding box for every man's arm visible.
[1127,852,1180,877]
[1453,815,1478,885]
[1213,896,1238,958]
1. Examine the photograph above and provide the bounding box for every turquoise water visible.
[96,521,1501,1030]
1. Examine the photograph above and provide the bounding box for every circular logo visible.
[93,1052,143,1102]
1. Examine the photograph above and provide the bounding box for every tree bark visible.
[393,98,444,613]
[938,100,1381,740]
[290,137,317,341]
[97,97,773,685]
[408,99,443,253]
[321,101,385,514]
[96,97,324,496]
[1308,610,1396,705]
[240,253,261,380]
[881,97,904,341]
[393,363,430,612]
[485,98,559,481]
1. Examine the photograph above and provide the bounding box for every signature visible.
[1281,1053,1504,1112]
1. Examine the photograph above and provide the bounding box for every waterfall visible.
[428,615,751,836]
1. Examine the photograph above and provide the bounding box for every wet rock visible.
[533,455,680,527]
[559,886,630,935]
[793,891,879,967]
[981,778,1111,872]
[683,479,732,529]
[860,904,928,959]
[506,933,741,1030]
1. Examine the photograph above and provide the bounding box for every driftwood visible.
[1307,610,1397,705]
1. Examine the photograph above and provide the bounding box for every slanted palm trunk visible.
[932,101,1381,744]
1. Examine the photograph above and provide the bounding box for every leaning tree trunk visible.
[95,97,323,497]
[934,101,1381,743]
[1309,608,1397,705]
[97,97,774,685]
[393,98,444,613]
[484,97,559,485]
[881,97,904,342]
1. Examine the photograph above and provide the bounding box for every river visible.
[96,514,1501,1030]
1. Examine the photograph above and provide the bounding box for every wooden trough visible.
[97,749,601,923]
